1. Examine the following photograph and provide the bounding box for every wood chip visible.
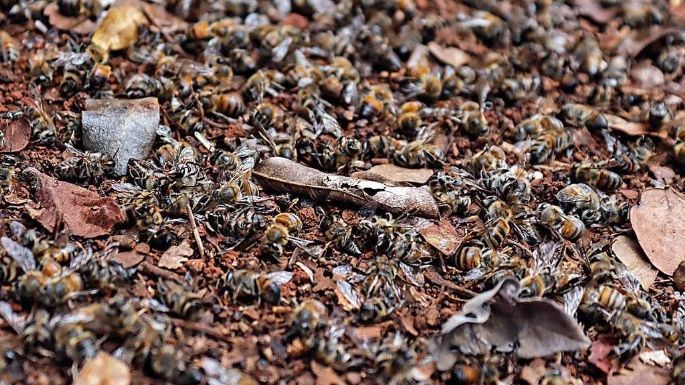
[630,188,685,275]
[427,42,471,69]
[113,250,145,269]
[611,236,658,290]
[158,241,194,270]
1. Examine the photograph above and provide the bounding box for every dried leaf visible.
[74,352,131,385]
[630,188,685,275]
[0,117,30,153]
[91,5,147,52]
[570,0,616,24]
[605,114,650,136]
[418,219,460,256]
[400,316,419,336]
[113,251,145,269]
[24,169,126,238]
[311,361,347,385]
[611,236,658,290]
[427,42,471,69]
[617,27,682,58]
[253,157,439,218]
[351,164,434,185]
[607,354,670,385]
[436,279,590,370]
[43,3,97,34]
[158,241,194,270]
[588,338,616,374]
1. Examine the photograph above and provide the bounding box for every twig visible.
[186,201,205,260]
[140,261,184,283]
[170,318,233,343]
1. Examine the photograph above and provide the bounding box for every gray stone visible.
[82,98,159,176]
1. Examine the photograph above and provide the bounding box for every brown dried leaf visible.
[0,117,30,153]
[91,5,147,52]
[436,279,590,370]
[611,236,658,290]
[140,2,188,32]
[158,241,194,270]
[630,188,685,275]
[605,114,650,136]
[588,338,616,374]
[400,316,418,336]
[253,157,439,218]
[24,169,126,238]
[74,352,130,385]
[43,3,97,33]
[113,251,145,269]
[617,27,682,58]
[351,164,433,185]
[418,219,460,256]
[519,358,547,385]
[427,42,470,69]
[311,361,347,385]
[607,354,670,385]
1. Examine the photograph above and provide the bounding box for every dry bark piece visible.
[351,164,434,185]
[74,352,131,385]
[436,279,590,370]
[630,188,685,275]
[158,241,194,270]
[427,42,471,69]
[113,251,145,269]
[418,219,460,256]
[253,157,439,218]
[607,354,670,385]
[0,117,30,153]
[24,169,126,238]
[91,4,148,52]
[611,236,658,290]
[605,114,650,136]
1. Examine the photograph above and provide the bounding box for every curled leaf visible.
[91,4,147,52]
[350,164,434,185]
[611,236,658,290]
[435,279,590,370]
[253,157,439,218]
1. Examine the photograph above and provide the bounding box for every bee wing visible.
[1,236,36,272]
[68,247,93,271]
[63,142,85,156]
[0,300,25,333]
[111,182,142,193]
[9,221,27,238]
[336,280,362,310]
[563,286,584,317]
[399,262,425,287]
[271,37,293,63]
[266,271,294,286]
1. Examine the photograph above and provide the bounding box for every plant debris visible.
[74,352,131,385]
[612,236,658,290]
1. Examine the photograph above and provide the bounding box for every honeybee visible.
[57,52,92,97]
[335,136,363,168]
[55,144,115,184]
[435,190,473,216]
[0,254,19,285]
[588,251,615,283]
[78,258,134,290]
[286,300,326,339]
[581,285,626,316]
[599,196,630,224]
[528,131,574,164]
[318,209,361,256]
[619,2,664,28]
[0,31,20,63]
[57,0,101,17]
[460,101,488,137]
[218,269,283,305]
[156,280,203,319]
[243,70,285,101]
[88,62,111,88]
[648,101,671,130]
[205,92,245,117]
[364,135,399,159]
[560,103,608,130]
[394,139,444,168]
[397,101,423,138]
[359,296,395,323]
[450,360,500,385]
[274,212,303,233]
[25,96,56,142]
[613,312,646,358]
[147,344,203,385]
[359,85,394,119]
[251,102,282,131]
[574,36,606,76]
[22,309,53,348]
[571,163,622,191]
[403,65,443,102]
[53,321,98,362]
[470,146,506,177]
[672,353,685,385]
[453,240,483,271]
[125,74,174,100]
[28,51,55,85]
[556,183,600,213]
[536,203,585,240]
[515,114,565,141]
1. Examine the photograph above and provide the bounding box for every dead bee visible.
[286,299,326,339]
[359,85,394,120]
[571,163,622,191]
[57,52,92,97]
[588,251,616,283]
[0,31,20,62]
[0,254,20,285]
[648,101,671,130]
[402,64,443,101]
[536,203,585,240]
[613,312,646,359]
[205,91,245,117]
[318,209,361,256]
[243,70,285,101]
[29,51,55,85]
[55,144,115,184]
[359,296,396,323]
[364,135,399,159]
[397,101,423,138]
[461,101,488,137]
[218,269,282,305]
[672,354,685,385]
[619,2,663,28]
[57,0,101,17]
[574,36,606,77]
[560,103,608,130]
[147,344,202,385]
[89,62,111,88]
[78,258,134,290]
[556,183,600,221]
[394,139,444,168]
[156,280,203,319]
[22,308,53,348]
[599,196,630,225]
[452,240,483,271]
[581,285,627,317]
[53,321,98,362]
[471,146,506,176]
[515,114,565,141]
[25,96,56,142]
[125,74,173,100]
[450,359,500,385]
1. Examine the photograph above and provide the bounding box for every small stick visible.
[170,318,233,343]
[140,261,184,283]
[186,201,206,260]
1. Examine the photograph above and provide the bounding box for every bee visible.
[0,254,20,285]
[286,300,326,339]
[460,101,488,137]
[274,212,303,233]
[55,144,115,184]
[262,223,291,259]
[560,103,608,131]
[403,64,443,101]
[536,203,585,240]
[0,31,19,63]
[571,163,622,191]
[243,70,285,101]
[359,296,395,323]
[205,92,245,117]
[619,3,664,28]
[214,181,242,205]
[556,183,600,213]
[53,322,98,362]
[397,101,423,138]
[657,46,684,73]
[0,155,16,193]
[574,36,606,77]
[626,296,653,320]
[528,131,574,164]
[519,273,552,298]
[487,168,533,204]
[57,0,101,17]
[450,361,500,385]
[515,114,565,141]
[207,205,268,240]
[582,285,626,314]
[672,354,685,385]
[394,140,444,168]
[500,74,541,103]
[470,146,506,177]
[89,62,111,88]
[25,97,56,142]
[359,85,394,119]
[648,101,671,130]
[613,312,646,358]
[364,135,399,159]
[58,52,92,97]
[156,280,203,319]
[22,309,53,348]
[147,344,203,385]
[218,269,282,305]
[319,209,361,256]
[125,74,173,100]
[79,258,134,290]
[29,51,55,85]
[41,271,85,307]
[251,102,281,130]
[588,251,615,283]
[540,369,568,385]
[435,190,473,216]
[453,240,483,271]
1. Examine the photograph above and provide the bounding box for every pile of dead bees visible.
[0,0,684,384]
